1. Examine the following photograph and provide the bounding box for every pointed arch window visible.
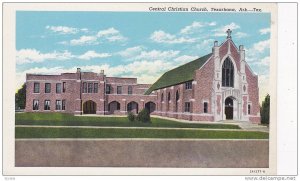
[222,57,234,87]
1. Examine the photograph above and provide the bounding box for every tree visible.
[15,83,26,110]
[260,94,270,124]
[136,108,151,123]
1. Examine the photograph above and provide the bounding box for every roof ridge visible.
[144,53,212,95]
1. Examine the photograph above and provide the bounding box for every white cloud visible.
[213,22,240,37]
[180,21,216,34]
[251,39,270,53]
[150,30,196,44]
[253,56,270,66]
[97,27,127,42]
[134,50,180,61]
[46,25,78,34]
[259,28,271,35]
[118,46,144,58]
[78,51,111,60]
[16,49,74,64]
[235,32,248,39]
[16,49,111,64]
[70,36,98,46]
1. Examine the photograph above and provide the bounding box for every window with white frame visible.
[33,100,39,110]
[88,83,93,93]
[56,100,62,110]
[62,100,66,110]
[94,83,98,93]
[56,83,61,93]
[34,82,40,93]
[185,81,192,90]
[44,100,50,110]
[184,102,191,112]
[45,83,51,93]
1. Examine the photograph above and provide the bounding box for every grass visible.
[15,127,269,139]
[15,113,241,129]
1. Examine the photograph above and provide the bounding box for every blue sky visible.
[16,11,271,102]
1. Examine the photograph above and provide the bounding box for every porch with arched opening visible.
[83,100,97,114]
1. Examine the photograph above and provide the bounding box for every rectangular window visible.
[248,104,251,115]
[83,82,87,93]
[185,81,192,90]
[33,82,40,93]
[204,102,208,113]
[184,102,191,112]
[56,100,62,110]
[62,100,66,110]
[44,100,50,110]
[45,83,51,93]
[106,85,111,94]
[128,86,132,95]
[62,82,66,93]
[117,86,122,94]
[33,100,39,110]
[94,83,98,93]
[56,83,61,93]
[88,83,93,93]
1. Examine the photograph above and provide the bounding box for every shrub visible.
[260,94,270,125]
[127,112,136,122]
[136,108,151,123]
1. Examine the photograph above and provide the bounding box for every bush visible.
[136,108,151,123]
[127,112,136,122]
[260,94,270,125]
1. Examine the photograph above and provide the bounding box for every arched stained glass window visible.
[222,58,234,87]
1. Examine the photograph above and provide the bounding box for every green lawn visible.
[15,127,269,139]
[15,113,241,129]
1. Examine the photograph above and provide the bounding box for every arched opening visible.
[224,97,234,119]
[127,101,139,114]
[145,101,156,114]
[108,101,120,114]
[167,92,171,111]
[222,57,234,87]
[83,100,97,114]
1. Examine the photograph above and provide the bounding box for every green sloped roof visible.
[145,53,212,95]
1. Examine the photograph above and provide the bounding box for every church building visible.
[25,29,261,123]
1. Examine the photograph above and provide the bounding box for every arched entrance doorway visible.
[127,101,139,114]
[225,97,233,119]
[145,101,156,114]
[108,101,120,114]
[83,100,97,114]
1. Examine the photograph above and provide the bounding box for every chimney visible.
[76,68,81,73]
[239,45,244,51]
[214,41,218,47]
[100,70,104,74]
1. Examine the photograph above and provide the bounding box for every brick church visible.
[25,29,261,123]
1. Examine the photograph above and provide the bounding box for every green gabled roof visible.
[145,53,213,95]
